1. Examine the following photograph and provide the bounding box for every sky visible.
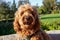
[5,0,43,6]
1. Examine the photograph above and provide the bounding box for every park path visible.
[0,34,17,40]
[0,30,60,40]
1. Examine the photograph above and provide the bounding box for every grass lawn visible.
[39,14,60,30]
[40,14,60,23]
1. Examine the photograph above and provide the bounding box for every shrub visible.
[41,21,60,31]
[0,19,15,36]
[51,10,60,14]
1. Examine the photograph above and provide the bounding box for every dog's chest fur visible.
[19,36,31,40]
[18,30,44,40]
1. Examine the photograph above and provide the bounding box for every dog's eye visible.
[31,11,34,16]
[21,12,24,16]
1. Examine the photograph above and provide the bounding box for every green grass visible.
[41,14,60,18]
[40,14,60,30]
[40,14,60,23]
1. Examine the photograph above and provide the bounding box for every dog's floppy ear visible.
[33,8,40,29]
[13,11,21,32]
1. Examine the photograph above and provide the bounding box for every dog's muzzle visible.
[24,16,31,21]
[23,16,34,25]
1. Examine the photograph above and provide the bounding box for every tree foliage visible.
[0,2,10,19]
[57,2,60,9]
[18,0,30,7]
[37,6,47,14]
[42,0,57,14]
[11,0,17,18]
[37,0,60,14]
[0,0,17,20]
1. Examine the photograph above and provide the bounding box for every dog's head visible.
[14,4,40,30]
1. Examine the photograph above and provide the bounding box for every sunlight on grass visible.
[39,14,60,30]
[41,18,60,23]
[40,14,60,18]
[40,14,60,23]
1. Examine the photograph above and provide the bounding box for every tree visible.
[18,0,30,7]
[11,0,16,11]
[0,2,10,19]
[11,0,17,18]
[43,0,57,14]
[37,6,47,14]
[57,2,60,9]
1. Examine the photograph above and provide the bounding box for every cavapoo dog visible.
[13,4,52,40]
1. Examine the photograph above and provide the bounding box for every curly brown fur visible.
[13,4,52,40]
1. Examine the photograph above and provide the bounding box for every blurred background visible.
[0,0,60,36]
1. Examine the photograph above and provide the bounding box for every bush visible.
[51,10,60,14]
[0,19,15,36]
[41,20,60,31]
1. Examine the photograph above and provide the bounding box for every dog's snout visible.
[25,16,30,20]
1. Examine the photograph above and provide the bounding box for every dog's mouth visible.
[24,22,31,25]
[23,16,33,25]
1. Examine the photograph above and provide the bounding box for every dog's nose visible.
[25,16,30,20]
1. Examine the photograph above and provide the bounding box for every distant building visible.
[18,0,30,7]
